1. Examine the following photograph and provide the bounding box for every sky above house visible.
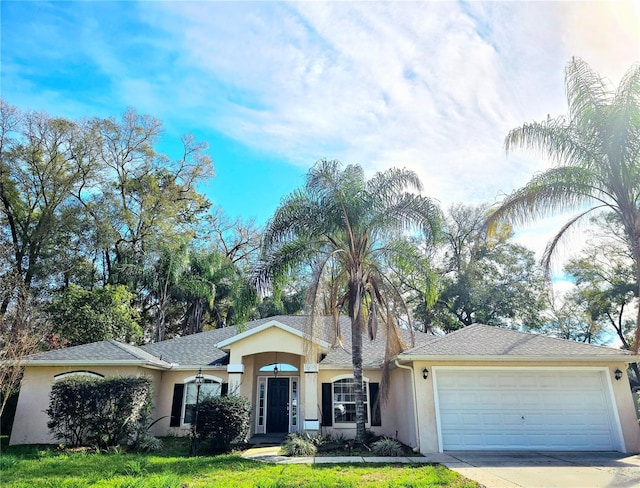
[2,1,639,266]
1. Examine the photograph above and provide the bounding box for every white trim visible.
[22,360,168,368]
[214,320,331,349]
[168,365,227,371]
[432,367,444,453]
[227,364,244,374]
[304,363,319,373]
[432,365,625,453]
[290,376,300,432]
[53,370,104,381]
[329,373,370,383]
[255,375,300,434]
[603,368,627,452]
[304,420,320,430]
[255,376,267,434]
[396,354,638,363]
[330,375,371,429]
[182,373,224,384]
[180,376,223,427]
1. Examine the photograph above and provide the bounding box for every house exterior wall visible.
[228,328,307,364]
[9,365,156,446]
[384,366,417,449]
[317,368,384,439]
[152,368,228,437]
[410,360,640,453]
[12,341,638,453]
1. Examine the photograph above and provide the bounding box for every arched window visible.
[258,363,298,374]
[54,370,104,381]
[182,377,222,425]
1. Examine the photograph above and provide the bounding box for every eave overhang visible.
[17,359,171,370]
[394,354,640,364]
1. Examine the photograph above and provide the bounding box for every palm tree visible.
[487,58,640,351]
[176,250,257,333]
[254,159,442,442]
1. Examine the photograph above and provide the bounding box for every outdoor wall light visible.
[195,368,204,385]
[273,352,279,377]
[614,368,623,381]
[422,367,429,380]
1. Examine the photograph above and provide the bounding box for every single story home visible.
[10,315,640,453]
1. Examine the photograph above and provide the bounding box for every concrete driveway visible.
[442,451,640,488]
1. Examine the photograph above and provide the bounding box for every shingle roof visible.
[24,340,171,368]
[320,323,438,368]
[27,319,626,370]
[139,315,351,366]
[399,324,636,360]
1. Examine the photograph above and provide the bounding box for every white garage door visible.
[435,368,620,451]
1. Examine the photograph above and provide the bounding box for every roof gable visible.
[214,319,331,350]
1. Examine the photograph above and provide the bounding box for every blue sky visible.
[2,1,639,263]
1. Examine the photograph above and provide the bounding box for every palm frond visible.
[564,57,612,126]
[505,119,598,168]
[369,193,443,241]
[252,236,327,295]
[540,205,607,277]
[486,166,604,230]
[611,63,640,193]
[366,166,423,196]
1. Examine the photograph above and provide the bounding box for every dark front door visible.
[266,378,289,433]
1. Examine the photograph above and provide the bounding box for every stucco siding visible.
[153,368,227,437]
[316,369,383,438]
[228,327,306,363]
[10,365,153,446]
[412,360,640,453]
[384,366,417,449]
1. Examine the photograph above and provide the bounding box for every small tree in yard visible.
[0,275,48,428]
[47,376,152,448]
[195,395,251,452]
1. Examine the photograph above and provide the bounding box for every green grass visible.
[0,437,478,487]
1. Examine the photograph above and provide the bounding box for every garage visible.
[434,367,623,451]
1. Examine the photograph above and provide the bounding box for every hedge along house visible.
[9,315,640,453]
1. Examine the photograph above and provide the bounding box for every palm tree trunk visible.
[627,215,640,355]
[348,277,366,444]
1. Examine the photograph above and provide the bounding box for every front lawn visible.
[0,437,478,488]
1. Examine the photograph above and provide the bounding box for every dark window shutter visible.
[321,382,332,426]
[170,384,185,427]
[221,383,228,396]
[370,382,381,427]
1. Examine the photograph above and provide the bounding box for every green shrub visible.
[89,377,152,448]
[363,429,381,445]
[132,435,163,453]
[370,437,403,456]
[46,376,152,448]
[280,436,317,456]
[46,377,96,447]
[194,395,251,451]
[0,454,19,471]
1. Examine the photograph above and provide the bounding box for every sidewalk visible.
[241,445,457,465]
[241,447,640,488]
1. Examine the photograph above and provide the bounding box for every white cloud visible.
[11,0,636,260]
[144,1,637,215]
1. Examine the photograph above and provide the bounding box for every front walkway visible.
[241,445,454,465]
[241,447,640,487]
